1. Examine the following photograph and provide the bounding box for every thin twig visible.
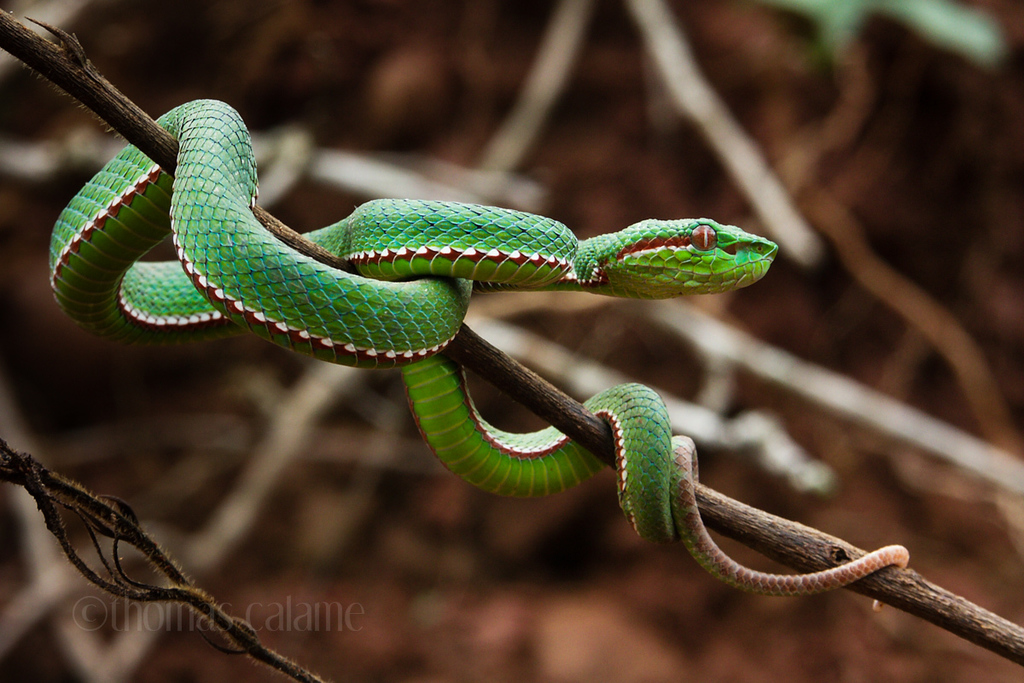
[803,188,1023,454]
[477,0,596,172]
[0,354,84,662]
[186,363,361,570]
[652,302,1024,496]
[625,0,824,267]
[0,0,101,82]
[69,362,364,683]
[469,314,836,494]
[0,439,331,683]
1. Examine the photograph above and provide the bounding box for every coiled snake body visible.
[51,100,907,595]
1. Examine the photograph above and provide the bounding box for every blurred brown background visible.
[2,0,1024,680]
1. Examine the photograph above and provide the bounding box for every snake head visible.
[578,218,778,298]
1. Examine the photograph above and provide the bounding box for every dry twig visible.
[652,303,1024,496]
[803,189,1023,454]
[625,0,824,266]
[477,0,596,172]
[469,314,835,494]
[0,438,330,683]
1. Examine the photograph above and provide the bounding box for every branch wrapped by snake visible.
[50,100,908,595]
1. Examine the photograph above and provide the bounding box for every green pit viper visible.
[50,100,908,595]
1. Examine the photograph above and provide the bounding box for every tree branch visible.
[0,440,328,683]
[1,9,1023,667]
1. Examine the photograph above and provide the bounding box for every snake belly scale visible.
[50,99,908,595]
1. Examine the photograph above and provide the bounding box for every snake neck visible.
[539,231,629,296]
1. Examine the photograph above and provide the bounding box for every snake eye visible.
[691,224,717,252]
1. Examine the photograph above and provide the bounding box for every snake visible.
[50,99,908,595]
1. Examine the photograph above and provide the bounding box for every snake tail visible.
[669,437,910,596]
[406,355,909,595]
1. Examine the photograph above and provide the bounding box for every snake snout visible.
[742,236,778,261]
[735,236,778,276]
